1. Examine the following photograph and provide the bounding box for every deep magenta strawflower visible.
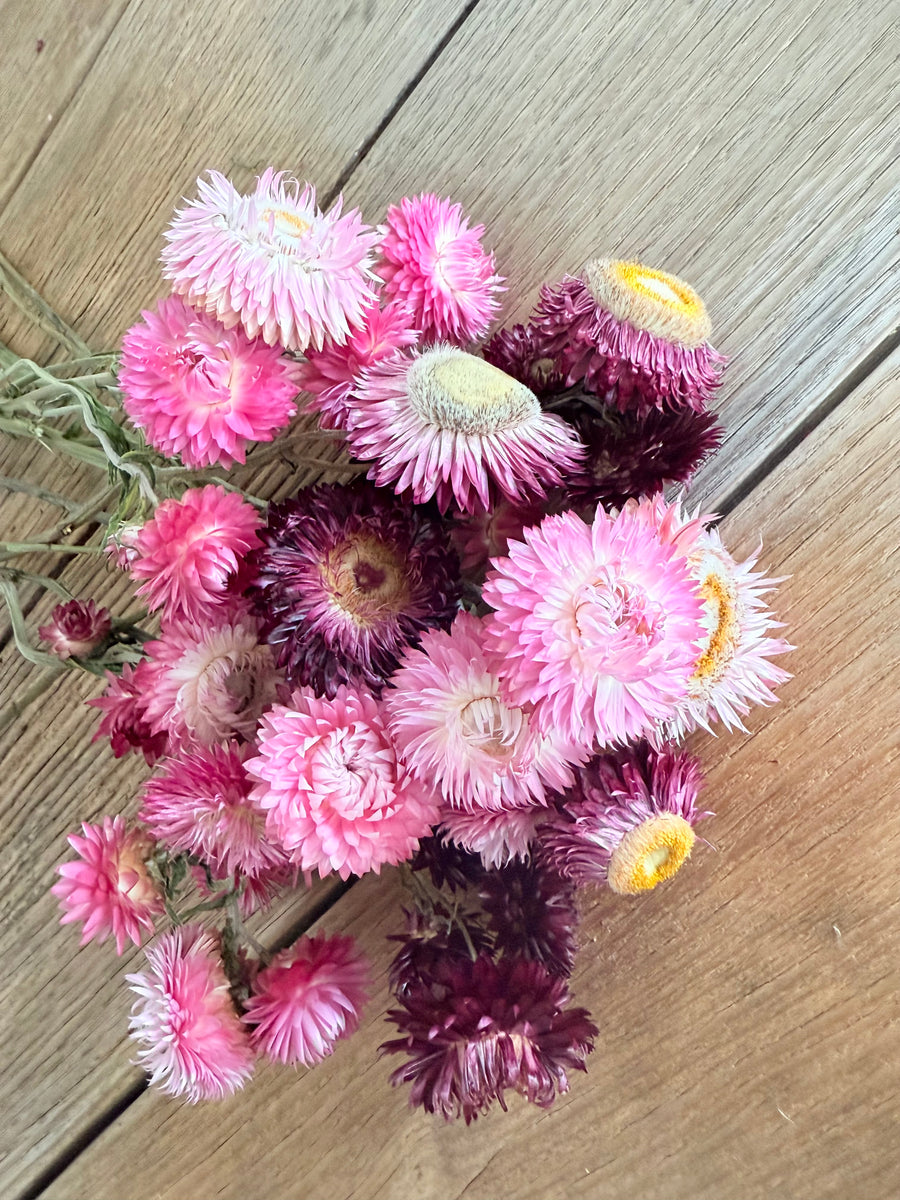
[39,599,111,660]
[87,661,169,765]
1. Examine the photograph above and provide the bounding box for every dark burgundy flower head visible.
[408,834,486,894]
[246,482,461,697]
[480,860,578,979]
[387,907,490,997]
[381,953,597,1122]
[483,322,566,399]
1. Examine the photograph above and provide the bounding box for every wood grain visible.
[42,348,900,1200]
[342,0,899,508]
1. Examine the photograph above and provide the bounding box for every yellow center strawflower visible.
[693,570,739,681]
[607,813,696,894]
[260,207,312,241]
[583,257,712,348]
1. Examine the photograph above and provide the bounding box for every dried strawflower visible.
[39,598,111,660]
[378,193,503,344]
[441,803,545,869]
[483,321,566,398]
[248,483,460,696]
[52,817,163,954]
[388,908,491,997]
[162,169,378,351]
[127,924,254,1101]
[87,661,169,765]
[450,497,545,578]
[119,295,299,468]
[246,685,440,879]
[244,933,371,1065]
[480,860,578,978]
[408,835,486,893]
[381,954,597,1122]
[130,485,262,625]
[347,346,584,513]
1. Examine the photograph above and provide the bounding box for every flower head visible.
[127,924,254,1102]
[130,485,262,624]
[377,193,503,344]
[39,598,111,660]
[347,346,584,513]
[441,804,545,869]
[162,169,378,351]
[52,817,163,954]
[119,295,299,468]
[388,908,492,998]
[483,503,705,749]
[483,321,566,398]
[381,954,597,1122]
[385,611,578,812]
[537,741,709,893]
[247,482,460,696]
[532,261,726,414]
[450,497,545,578]
[87,661,169,765]
[244,933,370,1065]
[480,860,578,979]
[298,302,418,430]
[246,685,440,879]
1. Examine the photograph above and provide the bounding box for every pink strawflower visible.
[385,611,579,812]
[130,485,262,624]
[139,743,290,880]
[246,685,440,879]
[298,302,418,429]
[87,661,169,765]
[162,169,379,352]
[347,346,584,513]
[104,523,142,570]
[441,804,546,869]
[39,598,111,660]
[244,932,371,1065]
[140,616,280,747]
[52,816,163,954]
[127,924,254,1102]
[119,295,299,469]
[377,193,504,344]
[531,261,726,415]
[537,742,709,894]
[483,503,705,750]
[450,497,545,578]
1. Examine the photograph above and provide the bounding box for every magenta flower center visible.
[573,572,666,673]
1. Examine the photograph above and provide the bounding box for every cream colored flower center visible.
[408,348,539,436]
[259,207,311,241]
[458,693,525,762]
[607,813,695,894]
[322,535,410,626]
[583,258,712,348]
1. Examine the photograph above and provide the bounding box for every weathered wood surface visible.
[43,345,900,1200]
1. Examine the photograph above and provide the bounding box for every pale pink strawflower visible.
[441,804,545,869]
[483,503,705,750]
[87,661,169,765]
[140,615,281,748]
[127,924,254,1102]
[52,817,163,954]
[39,598,111,660]
[162,169,379,352]
[246,685,440,879]
[244,932,371,1065]
[130,485,262,624]
[385,611,579,812]
[298,302,418,429]
[347,346,585,513]
[139,742,290,880]
[119,295,299,469]
[377,194,503,345]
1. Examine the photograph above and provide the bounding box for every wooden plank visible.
[42,347,900,1200]
[0,0,475,361]
[339,0,899,508]
[0,0,129,214]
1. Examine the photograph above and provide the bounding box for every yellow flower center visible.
[582,257,712,348]
[259,207,311,241]
[409,348,539,435]
[607,813,696,894]
[321,534,410,627]
[692,569,738,682]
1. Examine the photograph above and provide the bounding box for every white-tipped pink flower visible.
[385,611,579,812]
[129,485,262,624]
[377,193,504,344]
[52,817,163,954]
[246,685,440,879]
[483,503,705,751]
[347,346,584,513]
[127,925,254,1102]
[162,169,379,352]
[244,932,370,1065]
[119,295,299,468]
[39,599,111,660]
[441,805,545,869]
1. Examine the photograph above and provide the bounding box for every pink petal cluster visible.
[162,169,379,352]
[127,924,254,1102]
[119,295,299,468]
[244,932,371,1065]
[129,485,262,623]
[87,662,169,765]
[246,685,440,879]
[52,816,163,954]
[298,302,418,429]
[39,599,111,660]
[378,193,504,344]
[441,805,546,869]
[483,502,705,750]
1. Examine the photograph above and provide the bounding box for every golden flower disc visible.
[583,258,712,348]
[607,813,696,894]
